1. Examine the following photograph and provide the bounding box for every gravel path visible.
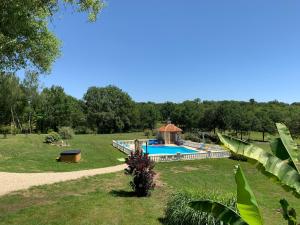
[0,164,127,196]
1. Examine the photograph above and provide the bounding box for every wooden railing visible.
[112,140,231,162]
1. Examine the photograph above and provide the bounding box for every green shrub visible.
[144,129,151,138]
[74,126,94,134]
[44,131,61,143]
[0,125,10,138]
[47,128,54,133]
[164,191,237,225]
[11,126,19,135]
[58,127,74,139]
[184,132,201,142]
[184,131,219,144]
[152,129,158,137]
[125,149,156,197]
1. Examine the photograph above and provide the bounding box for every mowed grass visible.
[0,133,148,172]
[0,133,299,224]
[0,159,299,225]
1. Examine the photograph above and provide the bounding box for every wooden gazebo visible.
[158,122,182,144]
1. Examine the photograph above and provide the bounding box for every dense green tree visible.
[21,71,40,133]
[255,110,275,141]
[199,105,218,132]
[267,101,287,123]
[0,72,26,130]
[214,102,235,132]
[159,101,176,121]
[68,97,86,129]
[83,85,135,133]
[137,102,160,130]
[37,86,74,132]
[0,0,104,73]
[200,101,234,133]
[229,104,243,135]
[285,105,300,137]
[180,100,203,130]
[0,75,300,137]
[169,100,203,131]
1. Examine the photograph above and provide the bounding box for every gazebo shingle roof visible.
[158,124,182,132]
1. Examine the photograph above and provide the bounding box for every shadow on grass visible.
[109,189,136,198]
[157,217,167,225]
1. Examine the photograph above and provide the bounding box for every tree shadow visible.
[157,217,167,225]
[109,189,136,198]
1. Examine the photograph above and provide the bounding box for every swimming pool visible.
[142,145,197,155]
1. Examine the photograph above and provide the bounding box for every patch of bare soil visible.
[154,172,165,188]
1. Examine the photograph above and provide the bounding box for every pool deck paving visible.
[0,164,127,196]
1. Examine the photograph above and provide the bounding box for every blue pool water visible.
[142,145,197,155]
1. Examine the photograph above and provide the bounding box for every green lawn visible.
[0,159,299,225]
[0,133,147,172]
[227,130,300,145]
[225,131,273,142]
[0,133,299,225]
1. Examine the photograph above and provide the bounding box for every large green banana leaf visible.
[189,200,247,225]
[235,165,263,225]
[218,133,300,195]
[276,123,300,173]
[270,138,290,161]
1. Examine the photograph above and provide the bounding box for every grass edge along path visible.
[0,164,126,196]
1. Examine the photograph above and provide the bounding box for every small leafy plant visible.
[0,125,10,138]
[58,126,74,139]
[190,165,263,225]
[144,129,151,138]
[44,131,61,144]
[125,146,155,197]
[165,191,237,225]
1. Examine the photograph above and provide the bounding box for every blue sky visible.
[41,0,300,103]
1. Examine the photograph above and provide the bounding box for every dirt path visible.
[0,164,127,196]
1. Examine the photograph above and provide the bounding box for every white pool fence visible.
[112,140,231,162]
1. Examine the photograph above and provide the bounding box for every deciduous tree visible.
[84,85,135,133]
[0,0,104,73]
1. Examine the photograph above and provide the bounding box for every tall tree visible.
[37,86,73,132]
[0,72,25,130]
[0,0,104,73]
[159,101,176,121]
[137,102,160,130]
[68,97,86,129]
[84,85,135,133]
[255,110,275,141]
[22,71,40,133]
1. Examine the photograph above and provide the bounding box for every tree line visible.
[1,72,300,139]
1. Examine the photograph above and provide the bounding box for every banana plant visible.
[189,124,299,224]
[274,123,300,173]
[217,125,300,196]
[190,165,263,225]
[235,165,263,225]
[189,200,246,225]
